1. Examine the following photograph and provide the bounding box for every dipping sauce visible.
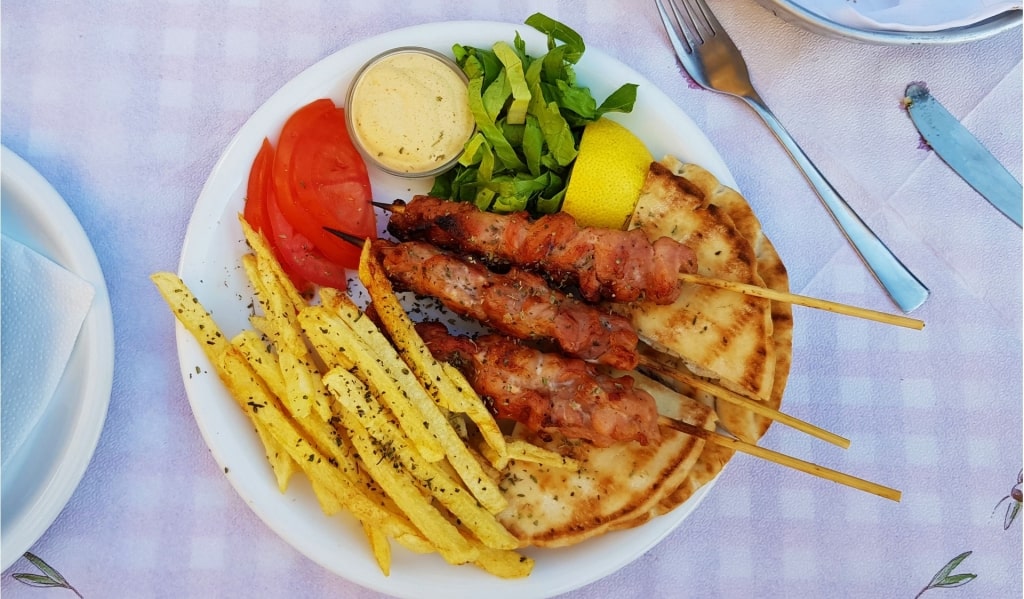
[346,48,475,177]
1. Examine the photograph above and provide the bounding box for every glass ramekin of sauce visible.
[346,47,475,178]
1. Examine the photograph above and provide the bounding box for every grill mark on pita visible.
[650,159,793,515]
[625,161,776,402]
[496,372,714,548]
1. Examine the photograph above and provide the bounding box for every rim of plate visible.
[176,20,732,599]
[758,0,1021,44]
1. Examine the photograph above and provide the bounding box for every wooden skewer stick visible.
[658,417,900,502]
[678,273,924,330]
[641,358,850,449]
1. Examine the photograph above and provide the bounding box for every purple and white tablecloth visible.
[2,1,1020,597]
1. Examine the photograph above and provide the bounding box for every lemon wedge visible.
[561,118,653,230]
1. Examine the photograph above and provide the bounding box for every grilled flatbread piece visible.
[625,160,776,402]
[652,158,793,514]
[495,371,715,548]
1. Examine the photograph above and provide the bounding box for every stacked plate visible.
[1,147,114,571]
[755,0,1022,44]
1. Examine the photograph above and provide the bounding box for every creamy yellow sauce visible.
[349,50,474,175]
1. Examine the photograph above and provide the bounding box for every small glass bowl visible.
[345,47,474,179]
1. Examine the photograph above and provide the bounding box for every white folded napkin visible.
[798,0,1022,32]
[1,235,95,468]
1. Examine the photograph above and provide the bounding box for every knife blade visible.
[904,83,1022,228]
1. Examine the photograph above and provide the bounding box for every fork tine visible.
[674,0,710,45]
[654,0,694,55]
[679,0,722,40]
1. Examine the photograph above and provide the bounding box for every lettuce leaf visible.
[433,13,637,215]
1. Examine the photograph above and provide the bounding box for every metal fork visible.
[654,0,928,312]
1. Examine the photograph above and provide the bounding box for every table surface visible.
[2,1,1021,597]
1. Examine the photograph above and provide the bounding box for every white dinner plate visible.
[0,146,115,572]
[756,0,1021,44]
[177,20,736,598]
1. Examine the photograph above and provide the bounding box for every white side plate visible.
[1,146,115,572]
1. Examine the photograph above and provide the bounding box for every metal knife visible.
[904,83,1022,228]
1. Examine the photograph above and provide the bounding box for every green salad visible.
[429,13,638,215]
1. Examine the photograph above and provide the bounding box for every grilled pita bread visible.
[625,160,776,402]
[651,158,793,514]
[495,371,715,548]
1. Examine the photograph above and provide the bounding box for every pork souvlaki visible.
[374,239,640,370]
[384,195,698,304]
[416,321,661,447]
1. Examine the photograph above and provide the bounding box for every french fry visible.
[239,215,305,314]
[438,362,507,453]
[277,349,315,419]
[154,272,429,552]
[252,415,298,492]
[480,438,581,472]
[320,287,506,464]
[298,306,448,463]
[362,520,392,576]
[324,368,519,551]
[355,243,509,513]
[231,331,387,507]
[437,508,533,579]
[216,345,428,544]
[326,371,480,565]
[154,229,532,578]
[232,330,286,398]
[356,242,507,457]
[310,477,346,516]
[472,546,534,579]
[242,216,336,422]
[241,253,270,315]
[150,272,229,362]
[153,272,299,491]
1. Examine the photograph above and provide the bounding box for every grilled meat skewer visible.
[382,195,698,304]
[416,322,660,447]
[375,239,639,370]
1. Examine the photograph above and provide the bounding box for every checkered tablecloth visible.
[2,1,1020,597]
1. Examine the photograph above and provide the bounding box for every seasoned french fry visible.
[299,306,447,463]
[362,520,392,576]
[241,253,270,315]
[155,231,534,578]
[231,331,387,508]
[153,272,300,491]
[150,272,229,362]
[473,546,534,579]
[154,272,427,552]
[311,477,345,516]
[356,242,507,456]
[232,330,286,398]
[438,362,507,455]
[354,246,510,513]
[239,215,305,314]
[324,368,519,551]
[217,345,427,544]
[277,349,315,419]
[328,378,480,565]
[252,416,298,492]
[242,226,334,423]
[480,438,581,472]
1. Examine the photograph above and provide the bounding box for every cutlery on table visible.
[904,83,1023,228]
[654,0,930,313]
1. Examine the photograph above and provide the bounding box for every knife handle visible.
[743,94,929,313]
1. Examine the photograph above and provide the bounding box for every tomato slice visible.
[273,99,375,268]
[243,135,349,291]
[264,184,350,290]
[244,138,274,234]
